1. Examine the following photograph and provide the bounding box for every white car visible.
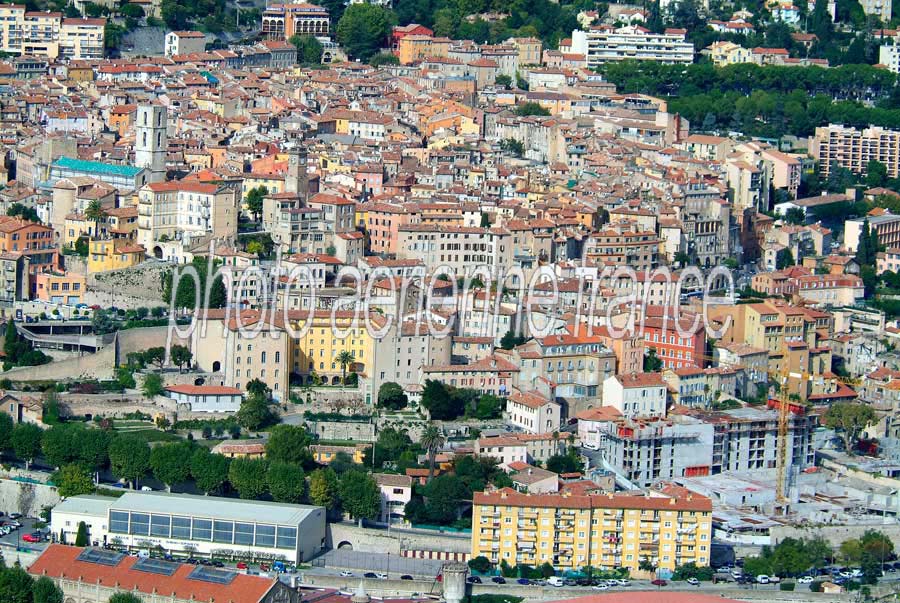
[797,576,814,584]
[582,442,599,451]
[605,579,618,587]
[686,578,700,586]
[756,575,770,584]
[591,584,609,591]
[850,569,863,578]
[769,576,781,583]
[340,571,353,577]
[375,573,388,579]
[839,571,853,578]
[615,579,630,586]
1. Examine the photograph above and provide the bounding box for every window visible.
[109,510,129,533]
[129,512,150,536]
[235,522,254,545]
[277,525,297,549]
[255,523,276,547]
[213,520,233,543]
[150,514,171,538]
[192,518,212,541]
[171,516,191,539]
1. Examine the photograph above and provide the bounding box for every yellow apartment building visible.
[286,310,381,386]
[87,238,144,273]
[471,488,713,573]
[311,443,370,465]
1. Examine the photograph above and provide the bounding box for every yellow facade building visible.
[286,310,381,386]
[87,238,145,273]
[471,487,713,573]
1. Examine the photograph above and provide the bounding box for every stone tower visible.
[135,104,167,183]
[441,563,467,603]
[286,143,308,201]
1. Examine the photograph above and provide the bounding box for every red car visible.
[259,563,270,572]
[236,562,248,570]
[22,533,41,543]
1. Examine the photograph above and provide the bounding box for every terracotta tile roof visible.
[166,384,242,396]
[28,545,276,602]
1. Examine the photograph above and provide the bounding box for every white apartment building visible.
[137,181,239,252]
[602,373,667,418]
[505,389,562,434]
[880,44,900,74]
[0,6,104,59]
[164,30,206,56]
[862,0,891,22]
[811,124,900,179]
[396,224,513,276]
[373,473,412,524]
[570,25,694,67]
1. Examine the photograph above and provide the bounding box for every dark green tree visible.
[244,185,268,221]
[867,160,889,188]
[338,469,380,520]
[108,434,150,488]
[309,467,340,510]
[228,457,268,499]
[56,465,95,498]
[149,441,194,490]
[377,382,408,410]
[265,424,312,465]
[190,448,229,495]
[514,102,551,116]
[644,348,662,372]
[11,422,42,468]
[236,392,276,431]
[289,35,323,63]
[0,565,34,603]
[74,520,88,546]
[32,576,64,603]
[266,461,306,503]
[335,4,395,61]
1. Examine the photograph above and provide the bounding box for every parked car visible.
[467,577,482,584]
[615,579,630,586]
[492,577,506,584]
[401,575,414,581]
[591,584,608,591]
[236,562,248,570]
[756,575,770,584]
[364,572,378,579]
[340,571,353,577]
[547,577,564,587]
[797,576,814,584]
[686,578,700,586]
[9,513,22,520]
[259,563,270,572]
[516,578,530,585]
[651,579,668,587]
[563,578,578,586]
[375,573,388,580]
[22,533,40,543]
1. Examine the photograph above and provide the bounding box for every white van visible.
[547,577,565,587]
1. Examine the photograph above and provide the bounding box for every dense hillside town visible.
[1,0,900,601]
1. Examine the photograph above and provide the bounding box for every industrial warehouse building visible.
[51,491,326,563]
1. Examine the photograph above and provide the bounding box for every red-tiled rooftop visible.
[29,545,276,602]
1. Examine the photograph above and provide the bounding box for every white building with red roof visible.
[165,384,243,412]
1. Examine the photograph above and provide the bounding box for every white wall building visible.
[505,389,561,434]
[373,473,412,524]
[602,373,667,418]
[52,492,326,564]
[164,385,243,413]
[570,25,694,67]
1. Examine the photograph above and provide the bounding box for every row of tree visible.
[420,380,504,421]
[0,561,66,603]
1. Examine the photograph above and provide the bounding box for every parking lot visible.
[0,517,49,556]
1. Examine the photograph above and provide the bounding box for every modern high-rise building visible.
[471,487,713,572]
[135,104,167,183]
[810,124,900,179]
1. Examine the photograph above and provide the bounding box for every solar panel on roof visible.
[133,557,180,576]
[76,548,125,566]
[188,565,237,585]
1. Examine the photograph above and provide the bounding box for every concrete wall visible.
[85,262,169,309]
[0,478,60,517]
[2,326,190,382]
[326,523,471,555]
[298,573,442,597]
[771,523,900,549]
[311,421,376,442]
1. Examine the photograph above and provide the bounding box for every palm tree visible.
[420,425,445,482]
[336,351,355,385]
[84,200,105,239]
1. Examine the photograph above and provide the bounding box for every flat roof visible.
[54,494,117,517]
[53,156,144,178]
[109,491,324,526]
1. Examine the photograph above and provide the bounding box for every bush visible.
[468,555,492,574]
[780,582,795,591]
[810,581,824,592]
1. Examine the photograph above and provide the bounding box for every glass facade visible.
[108,509,298,550]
